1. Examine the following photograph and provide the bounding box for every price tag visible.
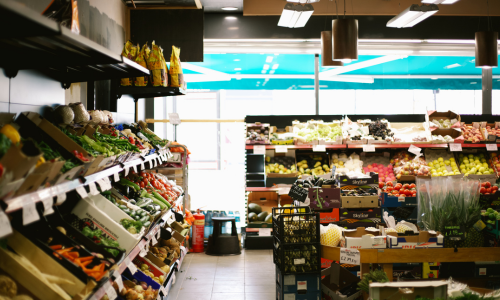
[443,225,465,241]
[253,145,266,155]
[408,144,422,155]
[449,143,462,152]
[96,179,109,192]
[363,144,376,152]
[398,196,405,202]
[275,145,288,153]
[22,198,39,226]
[168,113,181,125]
[104,280,117,300]
[487,144,498,151]
[124,166,129,176]
[104,177,112,190]
[113,270,124,292]
[153,159,157,168]
[258,228,271,236]
[372,237,385,246]
[157,227,161,240]
[114,172,120,182]
[151,234,158,246]
[0,208,13,238]
[157,157,162,166]
[340,248,360,265]
[141,162,145,170]
[288,185,308,202]
[160,285,167,296]
[293,258,305,265]
[88,182,99,196]
[132,165,137,174]
[125,257,137,274]
[56,193,67,205]
[157,294,161,300]
[76,186,88,199]
[41,197,54,216]
[167,214,175,225]
[313,145,326,152]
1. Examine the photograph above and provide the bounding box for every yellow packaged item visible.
[134,43,150,87]
[169,46,185,89]
[120,41,138,86]
[147,41,168,87]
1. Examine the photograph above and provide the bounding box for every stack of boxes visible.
[381,192,418,224]
[273,207,322,300]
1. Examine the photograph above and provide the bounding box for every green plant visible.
[357,269,389,293]
[451,292,496,300]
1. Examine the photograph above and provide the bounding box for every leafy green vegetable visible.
[0,133,12,159]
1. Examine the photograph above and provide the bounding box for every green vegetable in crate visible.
[0,133,12,159]
[248,203,262,214]
[265,214,272,223]
[248,212,258,222]
[257,211,269,221]
[82,226,123,257]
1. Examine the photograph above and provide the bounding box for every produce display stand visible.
[0,0,149,87]
[116,86,187,100]
[321,245,500,281]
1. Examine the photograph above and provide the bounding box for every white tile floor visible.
[168,250,275,300]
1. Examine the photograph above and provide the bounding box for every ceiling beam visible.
[243,0,500,16]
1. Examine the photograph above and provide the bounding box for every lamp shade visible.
[332,19,358,62]
[321,31,344,67]
[475,31,498,68]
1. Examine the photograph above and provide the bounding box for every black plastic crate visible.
[273,237,321,275]
[272,207,320,244]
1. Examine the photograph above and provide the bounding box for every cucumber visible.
[122,208,131,214]
[145,204,155,212]
[119,205,127,210]
[130,211,137,218]
[152,191,171,208]
[140,210,148,217]
[151,198,167,210]
[129,199,137,205]
[143,221,151,227]
[134,215,141,221]
[139,216,149,223]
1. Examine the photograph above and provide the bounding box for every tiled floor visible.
[168,249,275,300]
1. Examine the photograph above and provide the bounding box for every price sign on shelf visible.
[408,144,422,155]
[487,144,498,151]
[22,198,39,226]
[168,113,181,125]
[258,228,271,236]
[313,144,326,152]
[275,145,288,153]
[340,248,360,265]
[449,143,462,152]
[288,185,308,203]
[0,208,13,238]
[103,280,117,300]
[113,270,124,292]
[88,182,99,196]
[363,144,376,152]
[253,145,266,155]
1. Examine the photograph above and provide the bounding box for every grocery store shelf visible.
[117,86,186,100]
[4,153,167,213]
[245,144,346,150]
[0,0,148,85]
[246,187,282,192]
[347,143,449,149]
[460,143,500,148]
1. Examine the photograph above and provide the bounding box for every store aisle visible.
[169,250,275,300]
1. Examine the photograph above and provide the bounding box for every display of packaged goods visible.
[246,122,270,144]
[343,118,369,144]
[292,120,343,145]
[337,172,379,189]
[247,191,277,226]
[430,128,463,143]
[340,227,386,249]
[391,150,430,181]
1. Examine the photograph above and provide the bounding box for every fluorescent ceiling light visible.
[422,0,459,4]
[444,63,461,69]
[234,68,242,71]
[221,7,238,10]
[263,64,270,70]
[266,56,274,63]
[320,55,408,77]
[225,16,237,20]
[278,3,314,28]
[234,59,240,61]
[387,4,438,28]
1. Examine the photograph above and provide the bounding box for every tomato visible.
[393,193,400,197]
[140,182,145,188]
[486,187,492,194]
[387,182,394,187]
[379,182,385,189]
[394,185,401,191]
[406,190,412,196]
[480,187,487,194]
[481,182,487,187]
[403,184,410,189]
[485,182,492,188]
[386,187,393,192]
[412,192,417,197]
[409,183,416,189]
[492,186,499,192]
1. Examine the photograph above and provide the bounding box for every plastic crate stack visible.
[380,192,418,224]
[272,207,322,300]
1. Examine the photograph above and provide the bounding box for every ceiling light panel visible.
[422,0,459,4]
[387,4,439,28]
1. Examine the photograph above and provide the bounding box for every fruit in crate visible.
[485,126,500,138]
[458,153,494,176]
[364,163,395,183]
[368,119,394,141]
[266,163,295,174]
[297,158,329,176]
[429,157,461,177]
[482,208,500,225]
[395,223,413,233]
[462,125,484,143]
[320,224,343,247]
[479,181,498,195]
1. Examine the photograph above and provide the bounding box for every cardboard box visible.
[247,191,278,227]
[132,255,167,281]
[321,257,334,269]
[320,209,340,224]
[146,239,179,269]
[307,187,341,210]
[430,128,463,143]
[369,281,447,300]
[340,208,381,220]
[428,110,461,131]
[321,264,362,300]
[338,172,379,189]
[71,196,142,253]
[381,193,417,208]
[0,139,42,181]
[386,231,444,249]
[246,122,270,144]
[341,195,379,208]
[340,227,386,249]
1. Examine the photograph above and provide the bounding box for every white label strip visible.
[0,208,13,238]
[88,182,100,196]
[22,198,39,226]
[76,186,88,199]
[41,197,54,216]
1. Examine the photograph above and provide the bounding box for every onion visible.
[125,289,138,300]
[134,285,144,293]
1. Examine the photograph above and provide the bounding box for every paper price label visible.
[363,144,376,152]
[104,177,112,190]
[487,144,498,151]
[372,237,385,245]
[160,285,167,296]
[398,196,405,202]
[169,113,181,125]
[253,145,266,155]
[157,157,162,166]
[0,208,13,238]
[275,146,288,153]
[153,159,157,168]
[96,179,109,192]
[449,143,462,152]
[408,144,422,155]
[56,193,67,205]
[125,257,137,274]
[151,234,158,246]
[114,172,120,182]
[104,280,117,300]
[141,162,145,170]
[41,197,54,216]
[313,145,326,152]
[156,226,161,240]
[124,166,130,176]
[132,165,137,174]
[113,270,124,292]
[340,248,360,265]
[294,258,305,265]
[88,182,99,196]
[22,198,39,226]
[258,228,271,236]
[76,186,88,199]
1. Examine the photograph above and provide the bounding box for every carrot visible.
[81,261,92,267]
[56,247,74,254]
[63,252,79,260]
[50,245,63,250]
[74,256,94,263]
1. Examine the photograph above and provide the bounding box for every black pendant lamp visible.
[475,31,498,69]
[321,31,344,67]
[332,19,358,63]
